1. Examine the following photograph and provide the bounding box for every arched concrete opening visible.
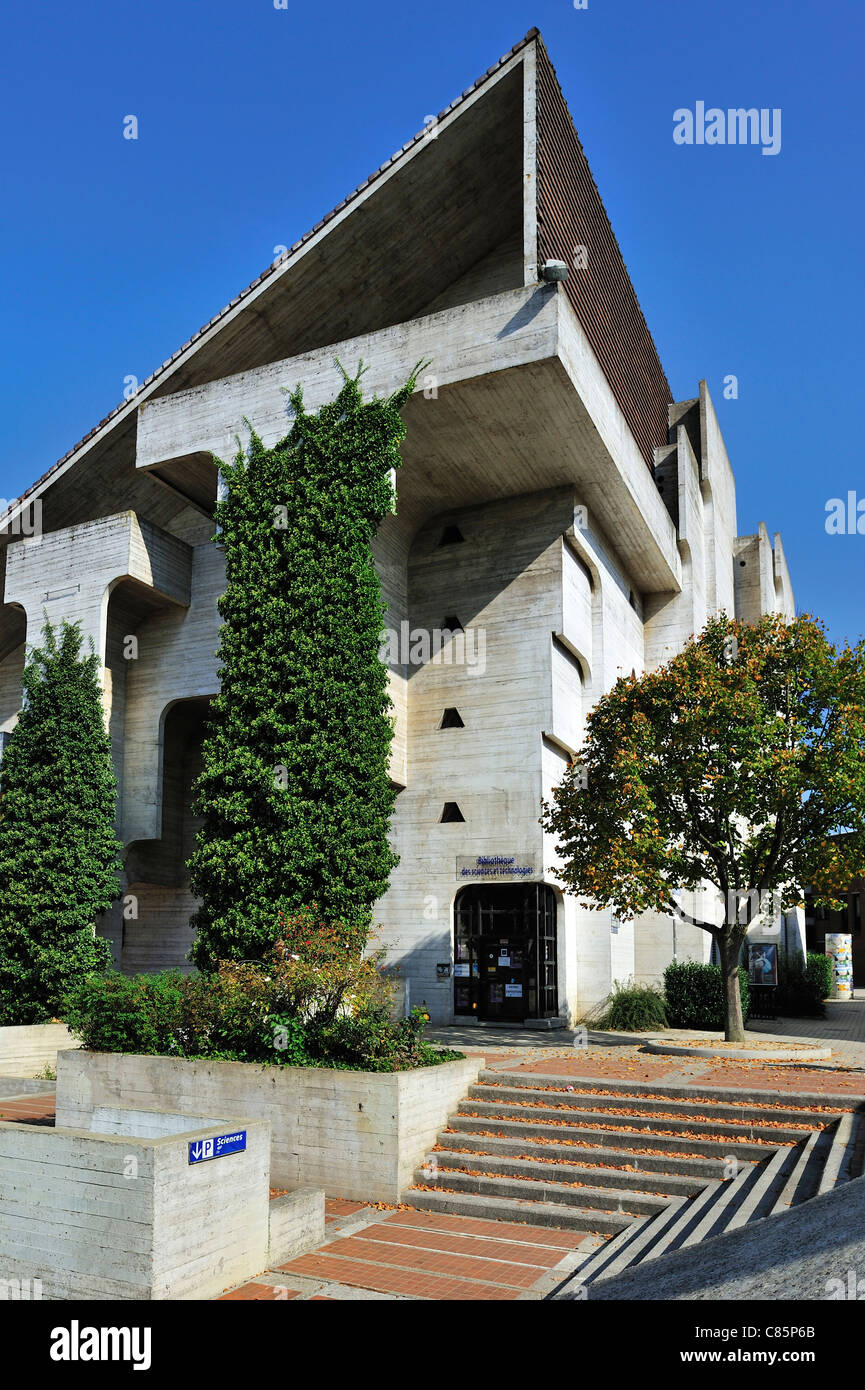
[120,695,212,974]
[105,577,183,790]
[0,602,27,745]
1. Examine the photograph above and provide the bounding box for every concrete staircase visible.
[406,1071,865,1279]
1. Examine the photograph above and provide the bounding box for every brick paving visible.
[506,1055,685,1081]
[0,1092,56,1125]
[690,1064,865,1095]
[223,1208,589,1301]
[324,1198,369,1222]
[220,1282,301,1300]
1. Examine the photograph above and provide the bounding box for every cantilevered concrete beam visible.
[4,511,192,659]
[136,283,681,594]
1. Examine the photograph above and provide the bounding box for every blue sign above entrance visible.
[456,855,536,880]
[188,1131,247,1164]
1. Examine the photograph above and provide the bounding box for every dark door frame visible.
[453,882,558,1021]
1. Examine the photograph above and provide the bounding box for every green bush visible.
[663,960,750,1030]
[306,1006,463,1072]
[806,952,834,1004]
[771,952,830,1017]
[64,956,463,1073]
[601,981,668,1031]
[63,971,185,1056]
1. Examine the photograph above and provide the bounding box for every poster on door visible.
[505,983,523,998]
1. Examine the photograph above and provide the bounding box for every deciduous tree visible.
[542,613,865,1040]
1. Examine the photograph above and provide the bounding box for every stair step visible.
[720,1143,798,1232]
[410,1167,671,1217]
[564,1197,691,1288]
[424,1147,702,1198]
[635,1180,724,1263]
[477,1070,853,1117]
[405,1186,639,1234]
[678,1163,764,1249]
[470,1080,834,1129]
[457,1098,811,1145]
[446,1112,779,1162]
[769,1128,826,1215]
[435,1130,729,1181]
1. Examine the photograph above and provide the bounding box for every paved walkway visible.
[221,1201,590,1300]
[429,999,865,1087]
[8,1011,865,1303]
[0,1092,56,1125]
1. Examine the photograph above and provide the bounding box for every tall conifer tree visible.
[189,362,422,970]
[0,619,119,1024]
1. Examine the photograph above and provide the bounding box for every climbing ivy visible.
[189,361,423,970]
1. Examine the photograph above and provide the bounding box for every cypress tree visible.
[189,361,422,970]
[0,619,120,1024]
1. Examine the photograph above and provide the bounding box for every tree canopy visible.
[542,612,865,1039]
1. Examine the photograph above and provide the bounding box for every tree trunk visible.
[718,930,746,1043]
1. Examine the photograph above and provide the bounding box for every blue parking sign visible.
[188,1130,247,1164]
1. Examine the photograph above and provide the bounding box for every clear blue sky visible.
[2,0,863,647]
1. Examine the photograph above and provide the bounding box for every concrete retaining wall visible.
[268,1188,326,1265]
[56,1051,481,1201]
[0,1109,270,1300]
[0,1078,56,1098]
[0,1025,79,1078]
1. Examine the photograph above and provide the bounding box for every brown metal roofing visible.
[535,38,673,468]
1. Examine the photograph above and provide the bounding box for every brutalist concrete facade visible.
[0,31,799,1024]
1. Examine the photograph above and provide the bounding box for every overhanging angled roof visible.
[2,27,674,537]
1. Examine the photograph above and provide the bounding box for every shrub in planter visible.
[806,951,834,1004]
[774,951,828,1018]
[306,1006,463,1072]
[63,971,185,1055]
[601,980,668,1031]
[664,960,750,1030]
[64,935,463,1071]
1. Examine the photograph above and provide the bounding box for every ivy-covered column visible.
[189,361,423,970]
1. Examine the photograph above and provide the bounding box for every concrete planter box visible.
[0,1024,79,1078]
[268,1188,326,1265]
[0,1106,271,1300]
[57,1050,481,1202]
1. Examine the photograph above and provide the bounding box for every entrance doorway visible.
[453,884,558,1022]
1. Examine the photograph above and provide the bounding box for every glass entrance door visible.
[453,884,558,1021]
[479,935,528,1021]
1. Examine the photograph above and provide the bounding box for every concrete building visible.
[0,30,798,1024]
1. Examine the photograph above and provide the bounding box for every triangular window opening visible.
[440,708,465,729]
[438,525,465,546]
[443,614,463,632]
[440,802,465,823]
